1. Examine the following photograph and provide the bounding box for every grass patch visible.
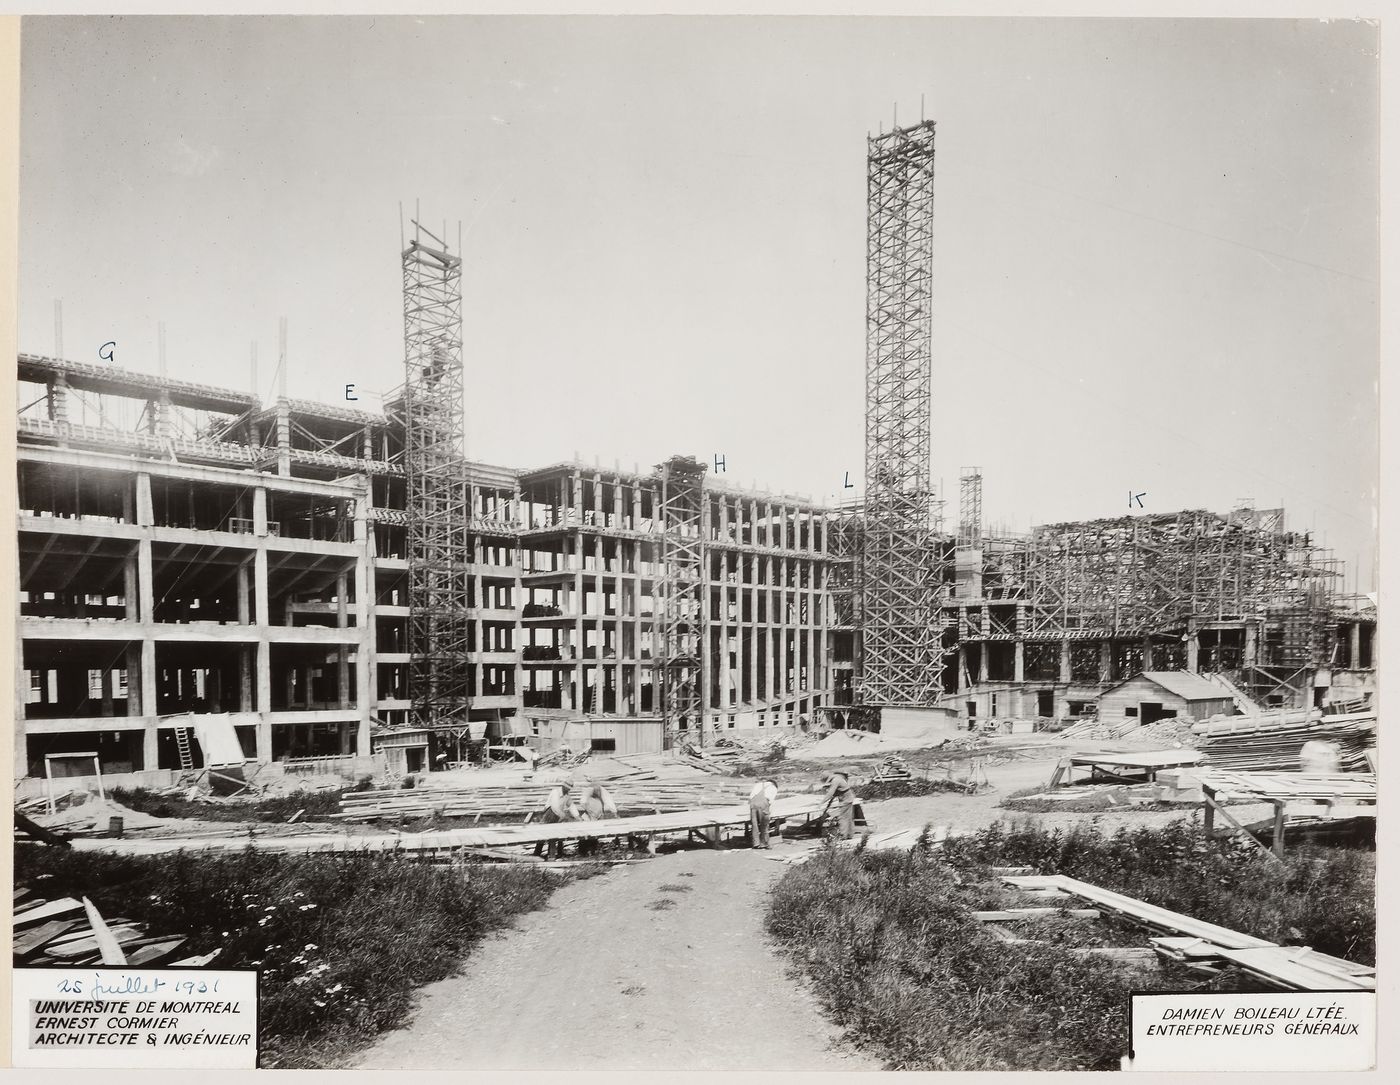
[110,785,367,824]
[16,845,582,1068]
[647,898,678,911]
[656,883,693,893]
[855,777,979,802]
[940,819,1375,965]
[767,846,1188,1070]
[768,823,1374,1070]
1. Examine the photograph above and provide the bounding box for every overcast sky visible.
[19,16,1378,589]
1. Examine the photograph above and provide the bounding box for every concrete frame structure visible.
[942,503,1377,721]
[14,353,850,777]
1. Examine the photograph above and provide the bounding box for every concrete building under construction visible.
[14,350,849,777]
[12,124,1375,782]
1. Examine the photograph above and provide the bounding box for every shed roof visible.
[1126,671,1232,702]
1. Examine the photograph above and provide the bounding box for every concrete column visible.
[140,642,158,768]
[137,540,154,623]
[1142,637,1155,670]
[239,648,253,712]
[135,472,154,527]
[747,558,758,709]
[978,641,990,684]
[1186,619,1200,672]
[275,403,291,477]
[1349,623,1362,669]
[237,563,251,624]
[124,552,140,621]
[1099,641,1113,683]
[254,538,272,762]
[1013,639,1025,683]
[1059,640,1072,683]
[100,668,114,716]
[1244,623,1259,668]
[124,644,142,717]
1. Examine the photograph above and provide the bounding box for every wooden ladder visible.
[174,727,195,772]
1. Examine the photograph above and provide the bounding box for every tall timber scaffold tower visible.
[860,120,941,706]
[958,467,983,551]
[656,454,708,748]
[402,216,473,736]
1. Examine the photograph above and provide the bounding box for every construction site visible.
[14,115,1379,1071]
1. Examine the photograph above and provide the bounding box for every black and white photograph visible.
[6,10,1382,1075]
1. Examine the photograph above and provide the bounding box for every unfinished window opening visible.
[23,639,141,719]
[19,533,135,620]
[269,643,357,712]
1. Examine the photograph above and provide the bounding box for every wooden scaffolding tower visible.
[859,120,942,706]
[401,213,473,737]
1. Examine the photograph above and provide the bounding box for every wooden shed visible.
[1096,672,1235,726]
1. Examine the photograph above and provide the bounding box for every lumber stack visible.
[1193,711,1375,772]
[12,889,200,969]
[334,775,752,822]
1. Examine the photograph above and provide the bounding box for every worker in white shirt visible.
[819,771,858,840]
[532,780,580,860]
[749,777,779,849]
[576,782,619,856]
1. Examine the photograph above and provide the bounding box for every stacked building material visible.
[334,773,752,823]
[1193,711,1375,772]
[12,890,197,968]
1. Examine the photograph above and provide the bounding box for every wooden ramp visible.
[65,796,827,858]
[1002,874,1374,992]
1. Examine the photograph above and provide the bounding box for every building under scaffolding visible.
[943,501,1375,720]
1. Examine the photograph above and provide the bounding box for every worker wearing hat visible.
[533,778,580,860]
[819,770,858,840]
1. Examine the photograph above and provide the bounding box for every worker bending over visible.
[819,771,858,840]
[749,777,778,849]
[533,780,580,860]
[576,782,619,856]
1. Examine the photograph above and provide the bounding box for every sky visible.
[18,15,1379,590]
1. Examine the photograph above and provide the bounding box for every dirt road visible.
[355,843,878,1071]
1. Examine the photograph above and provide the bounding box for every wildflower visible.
[258,916,272,926]
[298,904,318,911]
[304,943,318,951]
[313,1000,326,1008]
[292,976,309,986]
[325,984,343,995]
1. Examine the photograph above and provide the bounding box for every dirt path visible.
[355,844,878,1071]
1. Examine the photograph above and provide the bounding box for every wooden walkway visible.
[67,796,827,858]
[1003,874,1375,992]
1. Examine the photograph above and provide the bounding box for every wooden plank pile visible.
[333,769,751,823]
[330,761,756,828]
[1192,711,1376,772]
[1001,874,1375,992]
[68,795,829,858]
[12,887,208,969]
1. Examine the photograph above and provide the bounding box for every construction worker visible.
[576,782,618,856]
[749,777,778,849]
[532,780,579,860]
[819,771,858,840]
